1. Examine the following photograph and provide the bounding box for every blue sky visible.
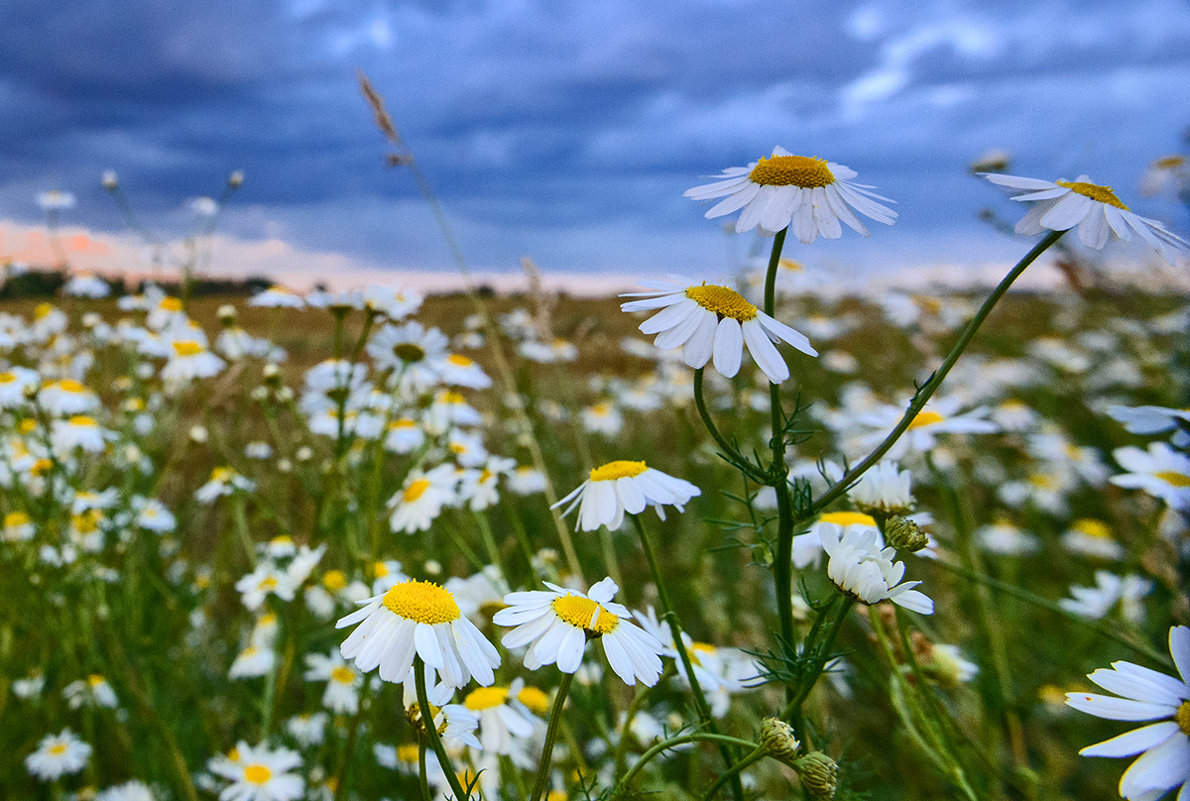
[2,0,1188,280]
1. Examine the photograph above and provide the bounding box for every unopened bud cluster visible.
[884,516,929,552]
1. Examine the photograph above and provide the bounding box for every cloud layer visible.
[1,0,1187,279]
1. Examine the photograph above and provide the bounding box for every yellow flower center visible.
[87,674,105,687]
[244,764,272,785]
[589,460,647,482]
[403,478,431,502]
[1156,471,1190,487]
[1056,180,1129,210]
[909,410,944,429]
[552,594,618,635]
[258,576,278,591]
[19,418,37,434]
[322,569,347,591]
[779,258,804,272]
[448,354,473,367]
[684,283,758,322]
[1072,518,1112,539]
[211,467,235,482]
[50,743,67,756]
[0,372,15,384]
[397,743,421,764]
[5,511,30,527]
[68,415,97,427]
[749,154,835,188]
[819,511,877,527]
[392,343,425,363]
[160,297,184,312]
[382,580,460,624]
[440,390,465,404]
[463,685,510,710]
[31,458,53,477]
[389,419,417,430]
[1178,700,1190,736]
[517,685,550,714]
[56,379,87,394]
[330,666,356,685]
[172,340,203,357]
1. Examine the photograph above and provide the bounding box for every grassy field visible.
[1,280,1187,801]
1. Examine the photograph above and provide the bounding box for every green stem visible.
[802,228,1066,519]
[614,733,760,794]
[415,657,471,801]
[530,670,575,801]
[418,738,433,801]
[692,368,765,483]
[702,745,766,801]
[630,516,742,801]
[782,596,855,731]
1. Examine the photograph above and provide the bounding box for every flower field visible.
[3,153,1190,801]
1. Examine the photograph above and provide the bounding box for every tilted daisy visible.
[207,741,304,801]
[1066,626,1190,801]
[494,577,665,686]
[684,146,897,241]
[820,525,933,614]
[982,173,1189,264]
[337,578,500,689]
[1110,442,1190,511]
[552,459,700,531]
[621,275,817,384]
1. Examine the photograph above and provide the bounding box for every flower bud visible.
[101,170,119,190]
[228,170,244,188]
[760,718,801,768]
[884,516,928,552]
[793,751,837,800]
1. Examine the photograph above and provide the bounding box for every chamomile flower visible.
[249,285,305,309]
[982,173,1189,263]
[820,526,933,614]
[494,577,665,686]
[336,578,500,689]
[1110,443,1190,510]
[25,728,92,781]
[685,147,897,240]
[792,511,881,569]
[553,459,700,532]
[207,741,304,801]
[1059,571,1151,623]
[1063,518,1125,561]
[621,276,816,383]
[1109,405,1190,449]
[387,464,458,534]
[462,678,541,757]
[304,650,363,714]
[1066,626,1190,801]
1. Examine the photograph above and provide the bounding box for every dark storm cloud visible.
[1,0,1188,275]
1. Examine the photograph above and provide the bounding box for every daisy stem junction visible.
[630,514,743,801]
[413,656,471,801]
[529,668,575,801]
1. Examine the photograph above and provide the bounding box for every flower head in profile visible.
[820,526,933,614]
[494,577,665,686]
[685,146,897,241]
[552,459,700,531]
[982,173,1188,264]
[336,578,499,689]
[621,276,817,384]
[1110,442,1190,511]
[1066,625,1190,801]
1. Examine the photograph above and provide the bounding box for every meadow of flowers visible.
[2,151,1190,801]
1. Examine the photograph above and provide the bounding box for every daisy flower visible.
[25,728,92,781]
[336,578,500,689]
[1059,571,1152,624]
[1110,442,1190,511]
[461,678,541,757]
[249,285,305,309]
[820,526,933,614]
[1066,626,1190,801]
[303,650,363,714]
[493,577,665,686]
[620,275,817,384]
[684,146,897,241]
[386,463,459,534]
[207,741,304,801]
[1109,405,1190,449]
[553,459,700,532]
[982,173,1188,263]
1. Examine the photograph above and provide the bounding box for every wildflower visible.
[1109,405,1190,448]
[195,466,256,504]
[50,415,113,454]
[1110,442,1190,510]
[820,526,933,614]
[494,577,665,686]
[975,519,1040,555]
[38,190,77,211]
[285,713,329,749]
[25,729,91,781]
[62,272,111,299]
[96,780,155,801]
[38,378,100,416]
[1062,518,1125,561]
[207,741,304,801]
[685,146,897,241]
[0,366,38,409]
[621,276,816,383]
[229,646,276,679]
[387,464,458,534]
[982,172,1189,263]
[462,678,541,756]
[849,461,914,516]
[1059,571,1152,624]
[1066,626,1190,801]
[858,396,998,455]
[367,321,449,392]
[792,511,880,569]
[553,459,700,532]
[336,578,500,689]
[439,352,492,389]
[304,650,363,714]
[63,674,119,709]
[249,285,305,308]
